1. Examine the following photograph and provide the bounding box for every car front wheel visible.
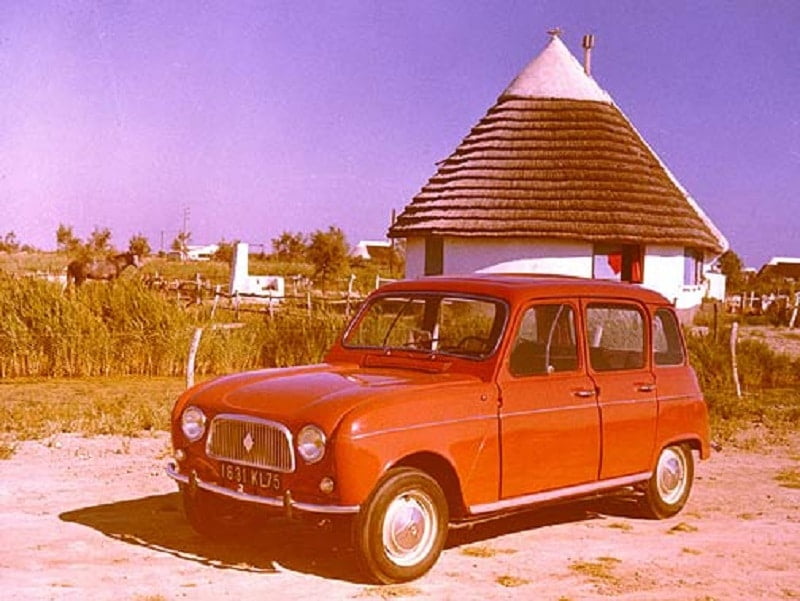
[641,444,694,519]
[354,467,449,584]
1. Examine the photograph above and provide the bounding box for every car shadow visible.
[59,492,365,582]
[59,490,645,583]
[446,492,644,548]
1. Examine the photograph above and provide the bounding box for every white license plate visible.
[220,463,282,492]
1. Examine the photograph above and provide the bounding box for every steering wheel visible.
[455,336,490,354]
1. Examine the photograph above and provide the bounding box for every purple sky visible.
[1,1,798,268]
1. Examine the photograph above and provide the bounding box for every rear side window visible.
[653,308,685,366]
[509,304,578,376]
[586,304,645,371]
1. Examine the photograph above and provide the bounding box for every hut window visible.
[593,244,643,283]
[424,236,443,276]
[684,249,703,286]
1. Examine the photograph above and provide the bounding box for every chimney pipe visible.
[582,34,595,76]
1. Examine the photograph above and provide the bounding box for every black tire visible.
[641,444,694,519]
[354,467,449,584]
[181,487,261,540]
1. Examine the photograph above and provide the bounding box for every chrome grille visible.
[206,414,295,473]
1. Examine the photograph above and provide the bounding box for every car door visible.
[583,300,657,480]
[651,306,709,453]
[498,301,601,499]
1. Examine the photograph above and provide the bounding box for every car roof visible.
[376,273,672,306]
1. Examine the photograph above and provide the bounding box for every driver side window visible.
[509,304,578,376]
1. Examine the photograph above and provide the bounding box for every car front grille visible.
[206,414,295,473]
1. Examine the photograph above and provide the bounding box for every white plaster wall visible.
[405,238,426,278]
[705,270,726,302]
[448,238,593,276]
[403,237,711,309]
[642,245,684,302]
[404,237,591,279]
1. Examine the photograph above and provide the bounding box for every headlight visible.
[296,424,326,464]
[181,406,206,442]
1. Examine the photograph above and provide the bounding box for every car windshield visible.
[343,293,507,359]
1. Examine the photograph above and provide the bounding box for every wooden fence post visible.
[210,285,221,320]
[186,327,204,389]
[713,301,719,343]
[790,292,799,329]
[730,322,742,398]
[346,274,355,318]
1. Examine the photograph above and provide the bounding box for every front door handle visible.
[637,383,656,393]
[573,389,595,398]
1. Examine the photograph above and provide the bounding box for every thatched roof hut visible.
[388,34,727,255]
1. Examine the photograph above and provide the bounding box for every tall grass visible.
[0,275,346,378]
[686,330,800,439]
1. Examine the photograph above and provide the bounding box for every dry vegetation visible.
[0,251,798,454]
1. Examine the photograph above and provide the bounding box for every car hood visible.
[185,362,483,433]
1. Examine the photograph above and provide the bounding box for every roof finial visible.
[582,34,595,76]
[547,27,563,39]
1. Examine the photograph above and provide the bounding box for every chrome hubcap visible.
[382,491,437,567]
[657,447,687,505]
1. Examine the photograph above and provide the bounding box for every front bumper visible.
[165,461,360,517]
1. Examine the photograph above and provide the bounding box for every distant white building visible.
[389,32,728,311]
[168,244,219,261]
[352,240,393,261]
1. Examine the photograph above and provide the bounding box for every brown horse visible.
[66,252,142,287]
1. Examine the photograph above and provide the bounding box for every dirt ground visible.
[1,432,799,601]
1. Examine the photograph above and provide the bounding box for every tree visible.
[717,250,745,294]
[128,233,151,257]
[171,231,191,258]
[271,231,307,262]
[0,231,20,253]
[213,239,238,264]
[88,226,113,253]
[56,223,81,253]
[306,226,349,288]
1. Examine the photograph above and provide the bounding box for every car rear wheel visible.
[641,444,694,519]
[354,467,449,584]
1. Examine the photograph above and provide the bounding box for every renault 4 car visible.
[167,274,709,583]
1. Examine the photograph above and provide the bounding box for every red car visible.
[167,274,709,583]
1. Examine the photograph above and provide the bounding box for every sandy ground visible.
[0,433,798,601]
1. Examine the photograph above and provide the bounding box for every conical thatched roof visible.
[388,35,727,253]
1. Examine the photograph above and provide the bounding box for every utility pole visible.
[182,206,190,237]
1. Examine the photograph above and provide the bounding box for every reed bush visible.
[194,307,346,373]
[0,275,347,378]
[0,275,193,377]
